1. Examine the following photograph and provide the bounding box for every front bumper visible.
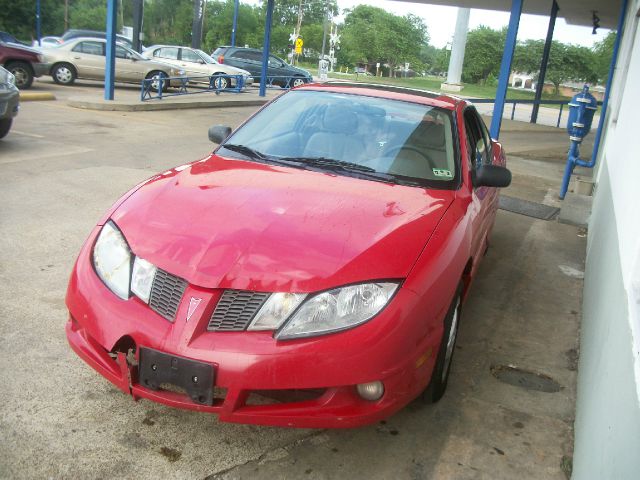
[0,87,19,119]
[66,227,442,428]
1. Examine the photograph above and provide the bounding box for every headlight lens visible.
[131,256,157,303]
[92,221,132,300]
[275,282,399,340]
[247,292,307,331]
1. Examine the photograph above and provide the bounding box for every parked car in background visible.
[0,66,19,139]
[42,38,184,91]
[0,41,50,88]
[32,36,64,48]
[65,82,511,428]
[60,29,133,49]
[212,46,312,87]
[0,31,28,46]
[142,45,253,89]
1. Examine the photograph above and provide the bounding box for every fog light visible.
[356,381,384,401]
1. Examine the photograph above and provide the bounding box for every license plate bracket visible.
[138,347,215,406]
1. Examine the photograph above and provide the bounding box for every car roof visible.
[298,82,462,110]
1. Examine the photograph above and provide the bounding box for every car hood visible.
[111,155,454,292]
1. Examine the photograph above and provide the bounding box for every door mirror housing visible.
[473,165,512,188]
[208,125,232,144]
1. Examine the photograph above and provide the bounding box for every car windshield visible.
[195,49,216,64]
[218,90,457,188]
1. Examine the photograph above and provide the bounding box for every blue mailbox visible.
[560,85,599,199]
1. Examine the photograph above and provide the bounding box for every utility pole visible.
[64,0,69,31]
[191,0,205,49]
[292,0,304,65]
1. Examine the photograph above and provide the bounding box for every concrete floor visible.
[0,81,585,479]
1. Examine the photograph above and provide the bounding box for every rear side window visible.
[231,50,262,62]
[153,47,178,60]
[180,48,201,63]
[72,41,104,56]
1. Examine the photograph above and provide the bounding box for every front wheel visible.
[146,70,168,92]
[292,76,306,88]
[212,72,229,90]
[422,285,463,403]
[6,61,33,89]
[52,63,76,85]
[0,118,12,139]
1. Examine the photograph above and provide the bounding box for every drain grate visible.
[490,364,562,393]
[499,195,560,221]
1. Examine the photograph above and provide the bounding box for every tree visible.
[461,26,505,84]
[338,5,429,76]
[592,31,616,84]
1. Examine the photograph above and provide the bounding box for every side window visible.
[73,41,104,56]
[154,47,179,60]
[269,55,283,67]
[180,49,201,63]
[463,109,490,168]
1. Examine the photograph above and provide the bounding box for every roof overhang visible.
[392,0,621,29]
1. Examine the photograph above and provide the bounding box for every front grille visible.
[207,290,270,331]
[148,269,188,321]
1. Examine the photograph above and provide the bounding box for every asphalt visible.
[0,79,586,479]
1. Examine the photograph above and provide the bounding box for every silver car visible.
[142,45,253,89]
[42,38,184,91]
[0,66,19,139]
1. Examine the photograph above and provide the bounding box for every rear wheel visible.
[146,70,168,92]
[422,284,463,403]
[0,118,12,139]
[6,61,33,89]
[212,72,229,90]
[52,63,76,85]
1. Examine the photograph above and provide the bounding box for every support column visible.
[441,8,470,92]
[35,0,42,46]
[490,0,523,139]
[231,0,240,46]
[132,0,144,52]
[259,0,275,97]
[104,0,117,101]
[531,0,558,123]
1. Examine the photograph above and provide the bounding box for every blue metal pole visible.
[104,0,117,101]
[36,0,42,46]
[578,0,628,168]
[231,0,239,47]
[259,0,275,98]
[490,0,523,140]
[531,0,558,124]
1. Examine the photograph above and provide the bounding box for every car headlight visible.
[247,292,307,331]
[131,256,157,303]
[275,282,399,340]
[0,69,15,87]
[92,221,132,300]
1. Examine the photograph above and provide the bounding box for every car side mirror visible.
[473,165,512,188]
[208,125,232,144]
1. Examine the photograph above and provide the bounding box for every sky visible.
[329,0,610,48]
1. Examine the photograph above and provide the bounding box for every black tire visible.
[6,61,33,89]
[212,72,229,90]
[51,63,76,85]
[422,284,463,403]
[292,76,306,88]
[0,118,12,139]
[146,70,169,92]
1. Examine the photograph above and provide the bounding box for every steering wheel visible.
[383,145,435,167]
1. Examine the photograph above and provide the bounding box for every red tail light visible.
[217,55,224,63]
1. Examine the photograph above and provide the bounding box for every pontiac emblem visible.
[186,297,202,322]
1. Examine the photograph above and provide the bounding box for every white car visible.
[142,45,253,89]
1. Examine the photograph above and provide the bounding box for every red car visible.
[0,41,50,89]
[66,83,510,428]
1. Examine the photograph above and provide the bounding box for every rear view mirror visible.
[473,165,512,188]
[208,125,232,144]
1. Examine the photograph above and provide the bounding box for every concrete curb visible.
[67,98,269,112]
[19,92,56,102]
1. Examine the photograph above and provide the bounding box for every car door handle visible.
[73,56,81,59]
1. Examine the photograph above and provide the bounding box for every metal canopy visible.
[392,0,621,28]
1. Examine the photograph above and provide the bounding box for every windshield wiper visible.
[282,156,377,173]
[221,143,268,161]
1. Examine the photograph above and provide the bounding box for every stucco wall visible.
[572,2,640,478]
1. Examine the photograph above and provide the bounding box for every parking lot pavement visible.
[0,91,584,479]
